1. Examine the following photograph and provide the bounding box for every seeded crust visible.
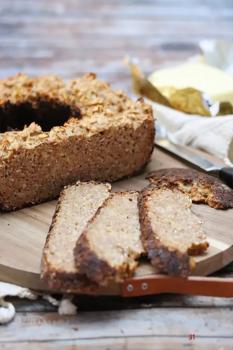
[147,168,233,209]
[74,192,144,286]
[41,181,111,293]
[138,186,209,277]
[0,73,155,211]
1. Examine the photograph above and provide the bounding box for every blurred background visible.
[0,0,232,91]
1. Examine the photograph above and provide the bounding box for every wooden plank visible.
[0,308,232,342]
[11,293,233,314]
[0,0,232,15]
[1,8,233,21]
[1,338,233,350]
[0,18,232,38]
[0,37,201,51]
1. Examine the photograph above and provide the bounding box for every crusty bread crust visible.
[74,192,142,286]
[139,186,193,277]
[41,189,96,293]
[138,186,208,277]
[42,270,98,294]
[147,168,233,209]
[41,181,111,293]
[0,73,155,211]
[74,232,119,286]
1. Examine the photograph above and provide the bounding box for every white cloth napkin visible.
[0,282,37,324]
[153,102,233,164]
[0,281,77,324]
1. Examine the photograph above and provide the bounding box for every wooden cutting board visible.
[0,148,232,294]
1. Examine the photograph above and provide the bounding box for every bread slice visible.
[139,186,209,277]
[0,73,154,211]
[41,181,111,292]
[147,168,233,209]
[74,191,144,286]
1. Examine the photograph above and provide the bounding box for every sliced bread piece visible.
[41,181,111,292]
[147,168,233,209]
[74,191,144,286]
[139,186,209,277]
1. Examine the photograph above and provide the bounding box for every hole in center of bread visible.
[0,99,80,132]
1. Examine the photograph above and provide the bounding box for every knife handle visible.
[219,167,233,189]
[122,275,233,298]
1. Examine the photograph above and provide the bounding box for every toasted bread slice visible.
[74,191,144,286]
[41,181,111,292]
[147,168,233,209]
[139,186,209,277]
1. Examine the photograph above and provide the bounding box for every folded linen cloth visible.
[153,102,233,164]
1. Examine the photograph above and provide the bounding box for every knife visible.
[155,138,233,189]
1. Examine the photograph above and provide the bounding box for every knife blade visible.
[155,138,233,189]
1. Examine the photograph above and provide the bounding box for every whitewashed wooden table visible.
[0,0,233,349]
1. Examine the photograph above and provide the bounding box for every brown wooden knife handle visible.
[122,275,233,298]
[219,167,233,189]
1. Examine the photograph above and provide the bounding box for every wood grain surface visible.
[0,0,233,348]
[0,149,232,293]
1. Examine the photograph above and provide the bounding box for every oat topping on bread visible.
[41,181,111,293]
[74,191,144,286]
[0,73,154,211]
[0,73,81,133]
[147,168,233,209]
[139,186,209,277]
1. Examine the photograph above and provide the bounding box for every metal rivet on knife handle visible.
[141,282,148,290]
[127,283,134,292]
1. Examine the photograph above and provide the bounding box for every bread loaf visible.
[139,186,209,277]
[0,73,154,211]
